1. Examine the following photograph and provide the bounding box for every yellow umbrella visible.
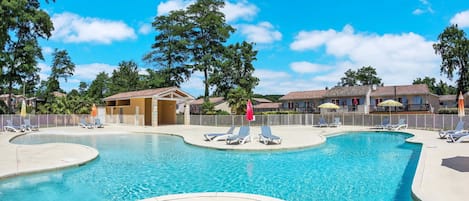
[378,99,403,120]
[20,100,27,117]
[318,102,340,109]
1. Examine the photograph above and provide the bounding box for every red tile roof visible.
[191,97,225,105]
[253,98,272,103]
[439,95,456,101]
[103,87,181,101]
[279,90,327,100]
[371,84,430,96]
[253,102,281,109]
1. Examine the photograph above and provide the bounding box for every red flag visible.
[246,99,254,121]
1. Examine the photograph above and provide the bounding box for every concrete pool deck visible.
[1,125,468,201]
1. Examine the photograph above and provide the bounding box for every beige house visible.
[103,87,194,126]
[190,97,231,114]
[279,90,327,113]
[370,84,439,113]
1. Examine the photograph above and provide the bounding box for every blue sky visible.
[38,0,469,97]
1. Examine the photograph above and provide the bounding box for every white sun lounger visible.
[388,118,408,130]
[374,117,390,129]
[22,119,39,131]
[259,126,282,145]
[4,120,24,132]
[315,117,328,127]
[226,126,250,145]
[204,126,235,141]
[329,117,342,127]
[79,118,94,129]
[439,120,464,139]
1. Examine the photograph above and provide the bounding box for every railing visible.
[2,113,465,132]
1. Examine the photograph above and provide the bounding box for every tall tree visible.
[144,10,191,87]
[413,76,437,94]
[226,87,249,115]
[88,72,109,102]
[356,66,382,85]
[211,41,259,98]
[47,49,75,93]
[108,60,140,95]
[433,24,469,94]
[0,0,54,113]
[186,0,235,100]
[339,69,358,86]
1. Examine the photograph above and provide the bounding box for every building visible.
[253,102,282,113]
[439,95,457,108]
[0,94,37,112]
[190,97,231,114]
[103,87,194,126]
[279,90,327,113]
[370,84,439,113]
[323,85,371,113]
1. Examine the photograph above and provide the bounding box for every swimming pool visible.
[1,131,421,201]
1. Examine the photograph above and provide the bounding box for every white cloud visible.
[290,61,331,73]
[289,24,442,88]
[222,0,258,22]
[237,22,282,44]
[42,46,54,55]
[157,0,194,16]
[450,10,469,28]
[74,63,117,80]
[51,12,136,44]
[138,24,152,35]
[38,63,51,81]
[412,9,424,15]
[412,0,433,15]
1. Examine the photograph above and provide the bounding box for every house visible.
[439,95,457,108]
[103,87,194,126]
[279,90,327,113]
[252,98,272,104]
[370,84,439,113]
[253,102,282,113]
[0,94,38,112]
[190,97,231,114]
[323,85,371,113]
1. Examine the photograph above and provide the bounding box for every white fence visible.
[1,113,466,131]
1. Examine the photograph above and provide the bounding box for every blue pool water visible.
[1,131,421,201]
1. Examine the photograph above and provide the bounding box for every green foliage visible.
[338,66,382,86]
[37,93,94,114]
[226,87,249,115]
[413,76,457,95]
[433,24,469,94]
[261,110,299,115]
[253,94,283,102]
[108,60,140,94]
[0,101,7,114]
[201,101,215,114]
[438,108,469,114]
[87,72,109,103]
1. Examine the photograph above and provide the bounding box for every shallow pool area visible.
[1,131,421,201]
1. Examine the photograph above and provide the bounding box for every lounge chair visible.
[374,118,390,129]
[226,126,250,145]
[439,121,464,139]
[22,119,39,131]
[447,131,469,143]
[329,117,342,127]
[204,126,235,141]
[94,118,104,128]
[79,118,94,129]
[259,126,282,145]
[315,117,328,127]
[388,118,407,130]
[4,120,24,132]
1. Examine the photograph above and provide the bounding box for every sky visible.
[37,0,469,97]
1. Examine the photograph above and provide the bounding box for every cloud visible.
[38,63,51,81]
[42,46,54,55]
[237,22,282,44]
[74,63,117,80]
[412,0,434,15]
[450,10,469,28]
[289,24,442,88]
[138,23,152,35]
[157,0,194,16]
[51,12,136,44]
[222,0,258,22]
[412,9,424,15]
[290,61,331,73]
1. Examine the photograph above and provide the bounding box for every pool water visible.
[1,132,421,201]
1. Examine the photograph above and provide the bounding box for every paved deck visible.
[0,125,468,201]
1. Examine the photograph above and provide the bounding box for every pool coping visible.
[140,192,284,201]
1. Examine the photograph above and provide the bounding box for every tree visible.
[108,61,140,95]
[47,49,75,93]
[78,82,88,96]
[433,24,469,94]
[88,72,109,102]
[226,87,249,115]
[435,80,457,95]
[186,0,235,100]
[0,0,54,113]
[339,69,357,86]
[143,10,191,87]
[211,41,259,98]
[338,66,382,87]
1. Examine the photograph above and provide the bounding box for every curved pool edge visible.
[0,132,99,180]
[140,192,284,201]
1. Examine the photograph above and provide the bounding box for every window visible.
[375,98,383,105]
[332,99,340,105]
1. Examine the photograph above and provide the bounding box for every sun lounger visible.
[374,118,390,129]
[388,118,407,130]
[22,119,39,131]
[259,126,282,145]
[315,117,328,127]
[204,126,235,141]
[4,120,24,132]
[439,120,464,139]
[226,126,250,145]
[79,118,94,129]
[447,131,469,143]
[94,118,104,128]
[329,117,342,127]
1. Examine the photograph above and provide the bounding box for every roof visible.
[279,90,327,100]
[253,102,281,109]
[324,85,371,98]
[191,97,225,105]
[103,87,193,101]
[253,98,272,103]
[439,95,457,101]
[371,84,430,97]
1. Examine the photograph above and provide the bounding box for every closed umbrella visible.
[458,91,465,120]
[246,99,254,121]
[20,100,27,117]
[377,99,403,120]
